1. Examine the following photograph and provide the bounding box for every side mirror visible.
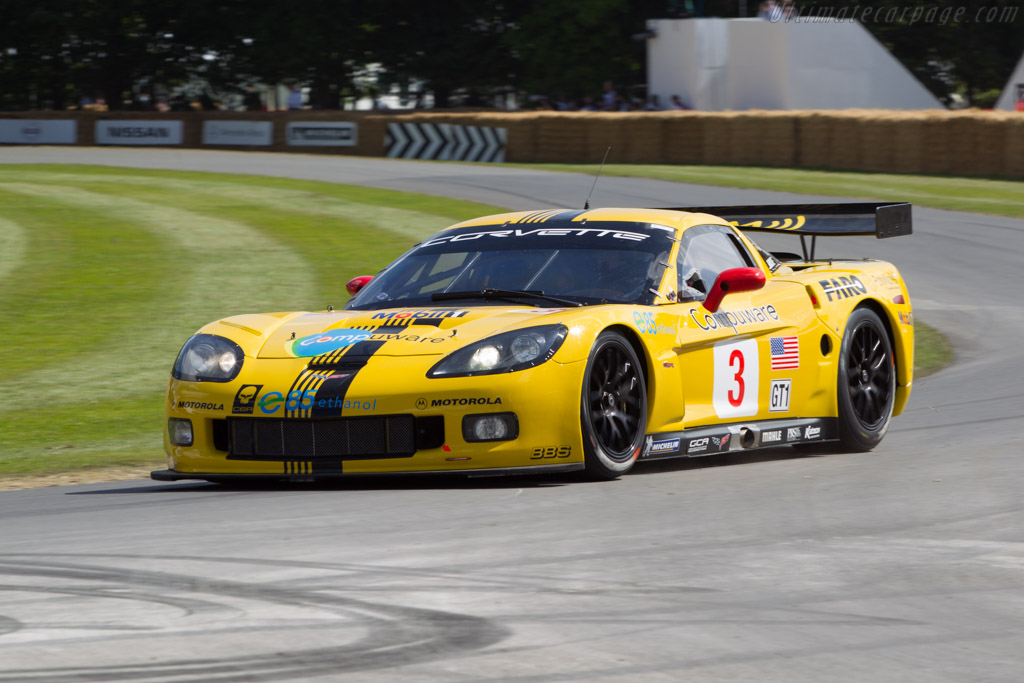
[346,275,373,296]
[702,267,766,313]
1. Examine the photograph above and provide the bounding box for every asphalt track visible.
[1,148,1023,682]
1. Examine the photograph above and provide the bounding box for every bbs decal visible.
[531,446,572,459]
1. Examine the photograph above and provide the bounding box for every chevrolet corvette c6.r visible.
[152,203,914,482]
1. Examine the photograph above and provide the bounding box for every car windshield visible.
[346,221,675,310]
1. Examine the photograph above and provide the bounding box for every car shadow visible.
[68,445,833,495]
[631,444,823,476]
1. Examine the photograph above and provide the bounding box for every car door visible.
[673,225,818,434]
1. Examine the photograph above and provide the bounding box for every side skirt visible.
[641,417,839,460]
[150,462,584,483]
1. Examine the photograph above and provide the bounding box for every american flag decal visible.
[770,336,799,370]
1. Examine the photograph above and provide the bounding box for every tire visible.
[836,308,896,451]
[580,331,648,480]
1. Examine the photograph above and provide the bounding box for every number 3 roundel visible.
[713,338,759,418]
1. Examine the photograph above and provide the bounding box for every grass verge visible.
[509,163,1024,219]
[914,322,954,379]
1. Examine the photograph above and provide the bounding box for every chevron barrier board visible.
[385,122,506,162]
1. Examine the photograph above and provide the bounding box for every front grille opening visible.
[211,419,230,452]
[228,414,426,461]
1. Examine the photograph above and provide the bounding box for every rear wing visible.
[663,202,912,261]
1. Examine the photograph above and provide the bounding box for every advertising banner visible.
[286,121,357,147]
[202,120,273,146]
[95,120,184,145]
[0,119,77,144]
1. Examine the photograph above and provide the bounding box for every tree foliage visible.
[0,0,1019,110]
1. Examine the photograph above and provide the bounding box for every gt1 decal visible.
[421,227,650,247]
[232,385,263,415]
[691,305,779,334]
[370,309,468,320]
[290,330,372,356]
[769,379,791,413]
[633,311,674,335]
[761,429,783,444]
[530,446,572,459]
[650,438,680,454]
[713,338,759,418]
[818,276,867,302]
[787,427,802,441]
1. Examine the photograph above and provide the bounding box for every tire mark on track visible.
[0,556,508,682]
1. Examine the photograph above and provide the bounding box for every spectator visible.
[670,95,691,110]
[286,85,303,110]
[600,81,618,110]
[757,0,777,19]
[579,95,597,111]
[644,94,662,111]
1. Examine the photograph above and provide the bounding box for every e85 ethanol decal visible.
[530,446,572,459]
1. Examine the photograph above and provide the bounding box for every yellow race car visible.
[153,203,913,482]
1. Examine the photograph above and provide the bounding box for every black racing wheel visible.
[580,331,648,479]
[836,308,896,451]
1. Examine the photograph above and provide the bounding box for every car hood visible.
[250,305,573,359]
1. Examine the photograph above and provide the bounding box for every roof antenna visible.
[583,147,611,210]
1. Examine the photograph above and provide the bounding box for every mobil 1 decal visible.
[712,338,759,418]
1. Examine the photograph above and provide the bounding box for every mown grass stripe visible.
[0,217,27,284]
[0,190,176,381]
[0,170,456,242]
[0,182,309,410]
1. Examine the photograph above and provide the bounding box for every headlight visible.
[172,334,244,382]
[427,324,567,378]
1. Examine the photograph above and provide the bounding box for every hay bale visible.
[973,115,1007,177]
[858,115,897,172]
[796,112,834,168]
[828,113,865,171]
[918,113,953,175]
[726,113,760,166]
[703,113,736,165]
[533,114,588,162]
[664,112,706,165]
[617,114,667,164]
[755,112,797,167]
[889,112,926,174]
[1004,116,1024,178]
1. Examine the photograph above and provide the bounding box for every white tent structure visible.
[995,49,1024,111]
[646,18,943,111]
